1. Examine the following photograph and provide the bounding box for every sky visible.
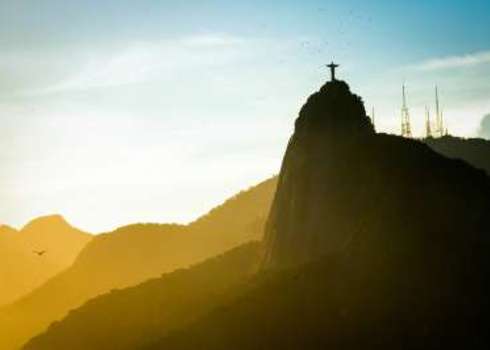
[1,0,490,232]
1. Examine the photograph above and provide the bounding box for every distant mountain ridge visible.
[155,81,490,349]
[424,135,490,175]
[0,177,276,350]
[0,215,91,307]
[24,242,262,350]
[6,130,490,349]
[18,82,490,350]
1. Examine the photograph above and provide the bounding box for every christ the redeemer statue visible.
[327,62,339,81]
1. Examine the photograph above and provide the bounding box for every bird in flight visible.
[33,250,46,256]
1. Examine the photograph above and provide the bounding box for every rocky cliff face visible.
[263,80,490,269]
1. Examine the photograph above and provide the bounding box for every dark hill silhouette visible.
[145,247,490,350]
[262,80,373,266]
[152,80,490,348]
[137,81,490,349]
[23,243,261,350]
[0,216,91,306]
[19,81,490,350]
[424,135,490,175]
[0,178,276,350]
[263,80,490,268]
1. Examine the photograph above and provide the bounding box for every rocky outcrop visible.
[263,80,490,268]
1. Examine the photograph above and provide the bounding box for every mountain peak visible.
[263,80,490,268]
[294,80,374,140]
[22,214,70,231]
[20,214,91,242]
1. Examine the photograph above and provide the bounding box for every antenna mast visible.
[425,106,432,138]
[401,84,412,138]
[434,86,445,137]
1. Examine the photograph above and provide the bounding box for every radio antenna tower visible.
[434,86,445,137]
[441,107,449,136]
[425,106,432,138]
[401,84,412,138]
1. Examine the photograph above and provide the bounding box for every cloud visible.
[0,34,239,97]
[412,50,490,71]
[11,33,307,102]
[478,114,490,139]
[7,34,258,97]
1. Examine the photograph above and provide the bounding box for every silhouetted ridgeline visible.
[147,81,490,349]
[263,80,375,267]
[19,80,490,350]
[23,243,261,350]
[0,216,91,306]
[424,135,490,175]
[263,80,490,268]
[0,178,275,350]
[190,178,276,242]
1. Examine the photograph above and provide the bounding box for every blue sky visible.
[1,0,489,232]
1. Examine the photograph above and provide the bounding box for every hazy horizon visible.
[2,0,490,232]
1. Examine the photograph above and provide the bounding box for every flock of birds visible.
[300,8,373,58]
